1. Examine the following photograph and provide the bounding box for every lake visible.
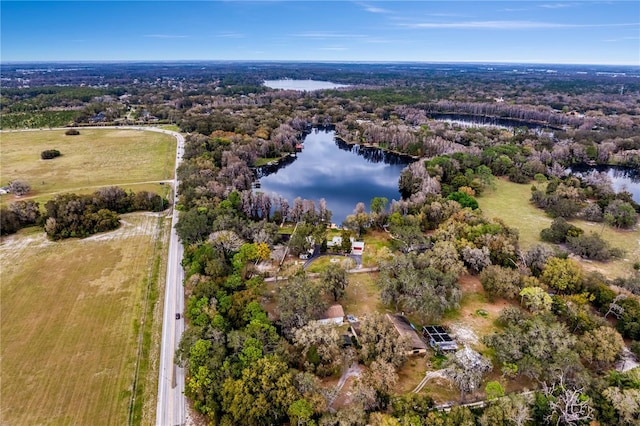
[429,113,556,134]
[569,165,640,204]
[256,129,413,224]
[263,79,349,91]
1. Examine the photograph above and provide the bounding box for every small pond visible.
[256,129,413,224]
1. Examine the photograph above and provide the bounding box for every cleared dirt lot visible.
[0,212,168,425]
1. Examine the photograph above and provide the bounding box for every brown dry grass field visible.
[0,213,169,425]
[0,128,176,205]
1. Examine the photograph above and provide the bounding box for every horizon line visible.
[2,59,639,67]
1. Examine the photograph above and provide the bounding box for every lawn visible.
[478,178,553,249]
[341,272,385,318]
[0,213,169,425]
[0,128,176,203]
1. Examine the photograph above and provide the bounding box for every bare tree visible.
[604,294,627,319]
[543,373,594,426]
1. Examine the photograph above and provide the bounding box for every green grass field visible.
[0,214,169,425]
[479,178,639,279]
[0,129,176,202]
[478,178,553,249]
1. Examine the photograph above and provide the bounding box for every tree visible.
[602,387,640,425]
[221,355,300,425]
[484,315,577,382]
[288,399,315,426]
[445,347,492,402]
[576,326,624,369]
[503,393,533,426]
[8,179,30,196]
[357,313,411,367]
[427,241,465,275]
[352,359,398,411]
[519,286,553,313]
[566,232,622,261]
[277,274,327,335]
[41,149,61,160]
[176,208,210,244]
[541,258,583,294]
[378,253,460,323]
[370,197,388,214]
[540,217,583,244]
[480,265,522,301]
[604,200,638,229]
[522,243,555,276]
[461,245,491,274]
[321,263,349,302]
[446,191,479,210]
[484,381,505,400]
[293,321,344,377]
[343,212,370,238]
[9,200,41,226]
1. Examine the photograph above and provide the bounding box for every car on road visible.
[175,313,181,320]
[346,314,358,323]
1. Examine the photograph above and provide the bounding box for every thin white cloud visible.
[402,21,639,30]
[292,32,366,39]
[144,34,188,39]
[427,13,468,18]
[318,47,349,51]
[358,2,390,14]
[216,32,245,38]
[540,3,574,9]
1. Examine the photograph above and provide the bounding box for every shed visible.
[318,304,345,326]
[422,325,458,352]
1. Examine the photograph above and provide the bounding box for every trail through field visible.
[329,363,363,409]
[413,370,448,393]
[8,179,173,203]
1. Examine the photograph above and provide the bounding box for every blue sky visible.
[1,1,639,64]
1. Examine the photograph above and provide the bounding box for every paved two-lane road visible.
[154,129,187,426]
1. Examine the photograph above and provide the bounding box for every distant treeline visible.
[0,186,167,239]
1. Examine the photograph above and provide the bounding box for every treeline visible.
[0,187,166,239]
[421,100,583,127]
[531,174,639,226]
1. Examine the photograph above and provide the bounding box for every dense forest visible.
[2,62,639,425]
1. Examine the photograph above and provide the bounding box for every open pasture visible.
[0,128,176,202]
[0,213,168,425]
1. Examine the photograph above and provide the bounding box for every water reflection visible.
[263,79,349,91]
[569,165,640,203]
[430,113,558,134]
[256,129,413,224]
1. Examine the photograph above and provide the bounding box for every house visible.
[318,304,345,326]
[326,236,343,248]
[386,314,428,356]
[422,325,458,352]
